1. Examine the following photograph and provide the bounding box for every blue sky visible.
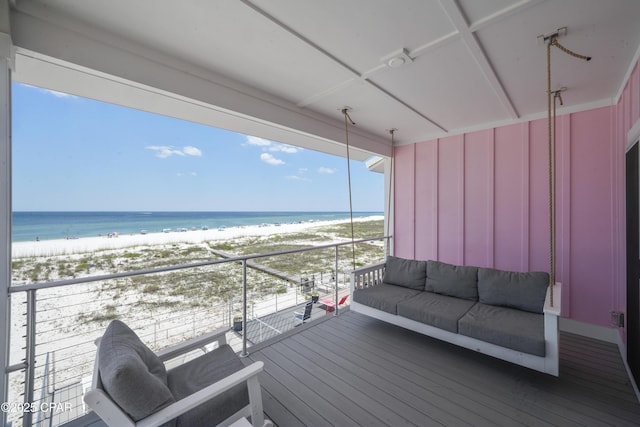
[11,83,383,212]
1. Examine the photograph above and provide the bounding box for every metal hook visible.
[342,108,356,125]
[551,87,567,106]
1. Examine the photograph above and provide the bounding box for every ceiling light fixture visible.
[382,48,413,69]
[388,56,406,68]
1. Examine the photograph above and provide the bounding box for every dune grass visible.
[14,219,385,326]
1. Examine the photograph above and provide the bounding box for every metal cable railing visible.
[4,236,389,426]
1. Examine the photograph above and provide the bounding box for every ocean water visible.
[11,211,382,242]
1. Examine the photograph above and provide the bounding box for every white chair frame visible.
[84,327,271,427]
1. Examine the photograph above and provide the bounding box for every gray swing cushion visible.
[477,267,549,313]
[426,260,479,301]
[397,291,476,333]
[458,303,546,356]
[98,320,175,422]
[167,344,249,426]
[353,284,421,314]
[383,255,427,290]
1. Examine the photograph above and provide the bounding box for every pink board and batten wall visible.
[393,58,640,329]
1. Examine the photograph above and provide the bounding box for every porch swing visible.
[346,29,590,376]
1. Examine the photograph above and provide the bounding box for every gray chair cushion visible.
[98,320,175,422]
[353,284,421,314]
[426,260,479,301]
[477,267,549,313]
[397,292,476,333]
[383,256,427,290]
[458,303,545,356]
[168,344,249,427]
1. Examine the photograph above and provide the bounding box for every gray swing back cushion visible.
[383,255,427,290]
[98,320,176,422]
[426,260,479,301]
[477,268,549,313]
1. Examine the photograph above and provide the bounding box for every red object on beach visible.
[320,295,349,313]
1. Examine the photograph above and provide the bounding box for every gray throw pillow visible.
[477,267,549,313]
[426,260,478,301]
[383,256,427,290]
[98,320,175,422]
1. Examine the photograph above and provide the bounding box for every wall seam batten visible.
[610,105,619,313]
[412,143,417,259]
[434,140,440,260]
[488,129,495,268]
[560,113,572,318]
[522,122,531,271]
[459,135,465,265]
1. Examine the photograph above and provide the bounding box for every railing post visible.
[0,8,13,426]
[35,351,49,427]
[334,245,339,316]
[23,289,37,427]
[241,260,248,357]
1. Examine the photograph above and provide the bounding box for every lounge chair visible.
[320,294,349,313]
[294,302,313,325]
[84,320,272,427]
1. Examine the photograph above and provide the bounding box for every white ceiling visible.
[7,0,640,158]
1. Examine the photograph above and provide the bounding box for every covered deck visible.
[71,309,639,426]
[244,310,639,426]
[2,2,640,427]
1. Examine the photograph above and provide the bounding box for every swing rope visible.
[342,108,357,271]
[546,38,556,306]
[545,32,591,306]
[386,129,396,258]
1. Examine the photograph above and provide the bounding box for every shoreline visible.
[12,215,384,258]
[12,211,383,242]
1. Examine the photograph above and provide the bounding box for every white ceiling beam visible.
[407,31,461,60]
[299,31,461,107]
[296,78,359,108]
[439,0,519,119]
[468,0,545,33]
[240,0,448,134]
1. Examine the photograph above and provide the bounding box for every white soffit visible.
[13,51,377,162]
[8,0,640,149]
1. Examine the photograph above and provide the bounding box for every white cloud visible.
[176,172,198,177]
[246,136,272,147]
[182,146,202,157]
[146,145,203,158]
[318,167,337,174]
[285,168,311,181]
[19,83,79,99]
[146,146,184,158]
[49,90,77,98]
[38,87,79,99]
[269,144,300,154]
[261,153,285,166]
[246,136,301,154]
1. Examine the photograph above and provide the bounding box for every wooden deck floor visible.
[245,310,640,427]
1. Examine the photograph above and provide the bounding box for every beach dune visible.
[12,216,384,258]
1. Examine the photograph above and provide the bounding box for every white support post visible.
[241,260,248,357]
[0,0,13,423]
[384,156,394,257]
[334,246,339,316]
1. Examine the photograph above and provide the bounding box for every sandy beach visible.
[6,215,385,425]
[12,215,384,258]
